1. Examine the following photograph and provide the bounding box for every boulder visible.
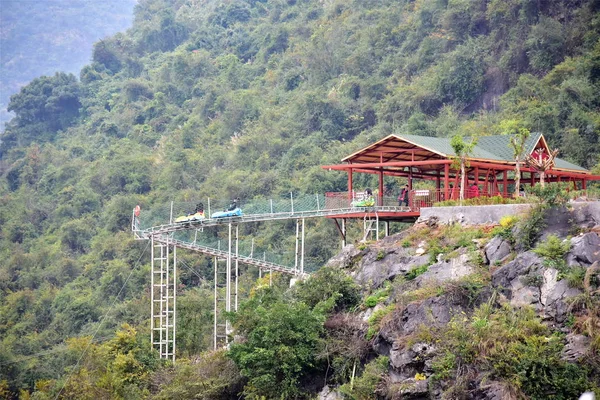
[570,233,600,265]
[415,252,475,287]
[540,269,582,322]
[380,295,467,343]
[325,244,364,269]
[385,378,429,400]
[571,202,600,229]
[491,252,543,297]
[318,385,343,400]
[354,248,429,289]
[470,381,509,400]
[389,342,436,377]
[540,206,572,240]
[562,333,591,362]
[484,236,512,265]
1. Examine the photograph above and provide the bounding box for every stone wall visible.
[418,201,600,227]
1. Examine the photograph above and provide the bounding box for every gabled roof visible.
[343,133,589,173]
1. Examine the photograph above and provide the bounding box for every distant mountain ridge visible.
[0,0,137,129]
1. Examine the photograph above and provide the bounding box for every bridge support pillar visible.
[151,235,176,362]
[214,256,230,349]
[294,219,306,276]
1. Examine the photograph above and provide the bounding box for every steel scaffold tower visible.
[150,235,176,361]
[362,211,379,242]
[213,223,240,349]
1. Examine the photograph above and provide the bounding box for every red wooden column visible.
[503,170,507,197]
[582,179,587,190]
[484,170,489,196]
[378,168,384,206]
[530,172,535,186]
[348,168,353,199]
[444,163,450,200]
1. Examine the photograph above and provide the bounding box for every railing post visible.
[290,192,294,214]
[169,201,174,224]
[207,198,211,218]
[270,199,273,214]
[316,193,320,210]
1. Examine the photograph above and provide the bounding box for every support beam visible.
[235,225,239,312]
[348,168,353,199]
[444,163,449,200]
[378,169,384,206]
[301,218,305,276]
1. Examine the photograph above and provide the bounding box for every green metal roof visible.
[398,133,589,172]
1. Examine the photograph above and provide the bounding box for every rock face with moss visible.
[326,206,600,399]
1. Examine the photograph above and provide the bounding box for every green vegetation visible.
[432,304,594,399]
[338,356,389,400]
[1,0,600,397]
[229,286,325,399]
[364,282,391,308]
[0,0,136,127]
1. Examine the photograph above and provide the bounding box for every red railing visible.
[325,189,517,211]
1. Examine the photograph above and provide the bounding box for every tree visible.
[229,286,325,399]
[525,148,560,187]
[4,73,80,149]
[450,133,477,202]
[501,120,531,197]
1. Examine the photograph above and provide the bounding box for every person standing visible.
[398,185,410,207]
[469,183,480,198]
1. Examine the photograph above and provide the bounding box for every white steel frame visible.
[150,235,176,362]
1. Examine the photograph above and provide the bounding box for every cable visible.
[0,336,114,367]
[53,239,150,400]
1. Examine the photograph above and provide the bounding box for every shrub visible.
[366,304,396,340]
[338,356,389,400]
[294,266,361,313]
[526,183,570,207]
[430,302,597,398]
[516,204,547,250]
[405,264,429,280]
[533,235,571,262]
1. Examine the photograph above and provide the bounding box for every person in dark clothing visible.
[194,202,204,213]
[227,198,239,211]
[398,185,409,207]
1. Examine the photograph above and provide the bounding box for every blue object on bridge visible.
[211,208,243,219]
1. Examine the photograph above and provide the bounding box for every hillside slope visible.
[0,0,136,129]
[1,0,600,397]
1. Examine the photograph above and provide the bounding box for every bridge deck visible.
[135,206,420,237]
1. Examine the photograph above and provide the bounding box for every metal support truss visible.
[213,223,238,349]
[150,235,176,362]
[213,256,228,349]
[362,212,379,242]
[294,218,306,276]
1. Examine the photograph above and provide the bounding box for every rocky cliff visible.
[322,203,600,399]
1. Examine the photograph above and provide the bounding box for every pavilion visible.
[323,132,599,202]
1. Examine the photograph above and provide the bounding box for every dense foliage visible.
[0,0,136,129]
[1,0,600,397]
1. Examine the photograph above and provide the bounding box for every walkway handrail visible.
[151,234,306,277]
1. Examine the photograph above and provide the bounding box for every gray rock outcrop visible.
[562,333,592,362]
[570,232,600,265]
[484,236,512,265]
[354,248,429,289]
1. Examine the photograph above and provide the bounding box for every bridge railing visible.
[168,228,322,273]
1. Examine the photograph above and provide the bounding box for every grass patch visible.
[366,304,396,340]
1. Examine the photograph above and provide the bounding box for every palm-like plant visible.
[525,148,559,187]
[450,133,478,202]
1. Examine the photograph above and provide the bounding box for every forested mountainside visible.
[0,0,136,128]
[1,0,600,398]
